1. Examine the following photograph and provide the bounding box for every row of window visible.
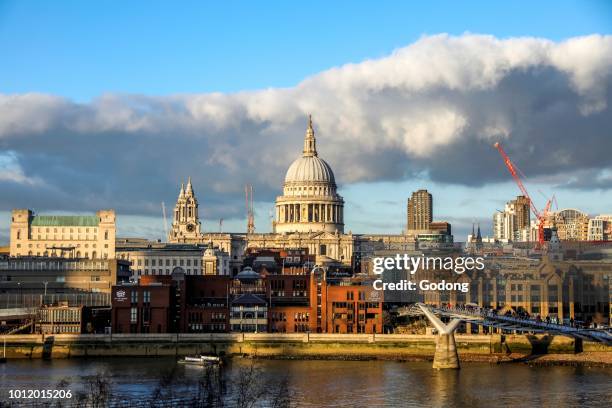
[131,258,200,267]
[38,309,81,323]
[136,269,199,275]
[22,242,101,249]
[16,229,110,240]
[40,325,81,333]
[345,291,368,301]
[333,324,373,333]
[189,324,226,332]
[16,248,108,259]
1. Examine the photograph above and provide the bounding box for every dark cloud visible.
[0,34,611,225]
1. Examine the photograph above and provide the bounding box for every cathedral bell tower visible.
[168,177,202,242]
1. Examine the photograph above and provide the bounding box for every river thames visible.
[1,358,611,407]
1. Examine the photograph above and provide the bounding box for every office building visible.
[407,189,432,232]
[10,209,116,259]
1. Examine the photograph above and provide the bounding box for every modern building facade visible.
[10,209,116,259]
[493,196,531,242]
[588,215,612,241]
[552,209,590,241]
[407,189,432,233]
[0,257,130,296]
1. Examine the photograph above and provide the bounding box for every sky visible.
[0,0,611,243]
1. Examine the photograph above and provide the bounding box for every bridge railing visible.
[432,304,611,335]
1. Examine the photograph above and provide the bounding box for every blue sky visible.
[0,1,611,243]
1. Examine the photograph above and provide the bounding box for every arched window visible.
[17,230,21,239]
[92,251,97,259]
[104,231,108,240]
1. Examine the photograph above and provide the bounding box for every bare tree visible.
[74,371,111,408]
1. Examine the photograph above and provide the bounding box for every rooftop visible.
[31,215,99,227]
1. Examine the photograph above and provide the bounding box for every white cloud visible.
[0,151,42,186]
[0,33,611,219]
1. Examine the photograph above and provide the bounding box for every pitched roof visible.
[232,293,267,305]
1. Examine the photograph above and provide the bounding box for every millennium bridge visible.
[402,303,612,369]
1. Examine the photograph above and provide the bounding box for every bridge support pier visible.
[417,303,461,370]
[433,333,460,369]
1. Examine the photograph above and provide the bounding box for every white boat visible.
[180,355,221,366]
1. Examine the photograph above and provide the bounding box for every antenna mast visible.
[161,201,169,240]
[245,184,255,234]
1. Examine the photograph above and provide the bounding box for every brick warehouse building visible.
[111,268,383,334]
[111,279,175,334]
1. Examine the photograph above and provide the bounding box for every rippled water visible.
[1,357,610,407]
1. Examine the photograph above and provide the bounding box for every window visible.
[131,290,138,304]
[144,290,151,303]
[130,307,138,323]
[104,231,109,240]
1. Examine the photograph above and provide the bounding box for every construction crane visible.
[245,184,255,234]
[161,201,169,240]
[493,142,553,246]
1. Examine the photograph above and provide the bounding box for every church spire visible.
[303,114,318,157]
[186,176,193,195]
[179,181,185,198]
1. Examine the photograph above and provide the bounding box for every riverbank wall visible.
[1,333,609,360]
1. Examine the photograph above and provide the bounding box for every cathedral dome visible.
[283,116,336,185]
[284,156,336,185]
[274,116,345,235]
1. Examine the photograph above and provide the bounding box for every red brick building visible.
[111,280,174,334]
[111,267,383,334]
[182,275,230,333]
[325,279,383,334]
[268,273,311,332]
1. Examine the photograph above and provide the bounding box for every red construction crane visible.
[493,142,552,246]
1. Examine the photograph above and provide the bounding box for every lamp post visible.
[17,282,22,307]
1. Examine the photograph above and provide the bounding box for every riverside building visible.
[9,209,116,259]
